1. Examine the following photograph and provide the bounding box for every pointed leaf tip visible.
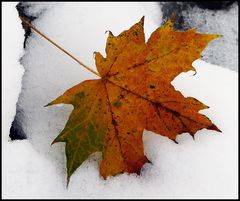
[172,139,179,144]
[216,34,223,38]
[105,30,113,36]
[146,157,152,164]
[51,134,63,145]
[209,34,223,41]
[190,133,195,140]
[44,102,52,107]
[191,69,197,76]
[66,176,70,188]
[51,140,56,146]
[208,124,222,133]
[139,16,145,26]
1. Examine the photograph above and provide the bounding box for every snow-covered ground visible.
[2,2,238,199]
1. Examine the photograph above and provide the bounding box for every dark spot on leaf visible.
[112,119,118,126]
[133,31,139,36]
[77,91,85,98]
[172,111,180,116]
[113,101,122,108]
[118,94,125,99]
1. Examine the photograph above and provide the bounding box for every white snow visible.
[2,2,238,199]
[2,2,24,141]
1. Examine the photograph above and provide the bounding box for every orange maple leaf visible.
[42,17,221,185]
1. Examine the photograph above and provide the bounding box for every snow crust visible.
[2,2,238,199]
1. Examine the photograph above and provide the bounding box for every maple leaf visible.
[46,17,221,185]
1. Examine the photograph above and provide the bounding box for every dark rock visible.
[16,2,37,48]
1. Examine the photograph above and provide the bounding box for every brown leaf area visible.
[47,17,221,184]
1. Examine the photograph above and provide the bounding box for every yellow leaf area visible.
[47,17,221,185]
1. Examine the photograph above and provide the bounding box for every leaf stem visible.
[19,16,101,77]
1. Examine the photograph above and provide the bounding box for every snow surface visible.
[2,2,238,199]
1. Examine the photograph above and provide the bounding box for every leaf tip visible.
[135,169,141,176]
[190,133,195,140]
[93,51,97,58]
[190,67,197,76]
[215,34,223,38]
[44,102,52,107]
[105,30,113,36]
[139,16,145,26]
[208,124,222,133]
[102,174,107,180]
[51,135,63,145]
[66,176,70,189]
[191,71,197,76]
[163,18,174,31]
[51,140,56,146]
[172,139,179,144]
[145,157,152,164]
[44,98,61,107]
[204,104,210,109]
